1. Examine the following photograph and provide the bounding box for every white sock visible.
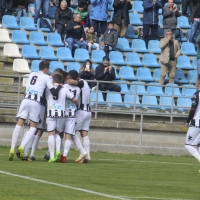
[83,136,90,157]
[48,135,55,159]
[11,125,22,150]
[63,140,71,157]
[21,127,37,148]
[60,138,63,153]
[72,135,86,154]
[185,145,200,162]
[21,131,28,145]
[197,146,200,154]
[30,135,40,157]
[55,134,61,152]
[24,135,35,156]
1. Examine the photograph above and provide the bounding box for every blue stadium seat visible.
[148,40,161,54]
[147,82,166,96]
[30,31,47,46]
[106,93,124,107]
[133,1,143,13]
[57,47,74,61]
[69,7,74,13]
[37,18,52,32]
[39,46,58,60]
[158,15,163,27]
[164,83,183,97]
[119,66,137,81]
[50,61,65,74]
[125,26,138,39]
[129,13,142,26]
[91,50,105,64]
[159,96,176,111]
[108,3,114,11]
[136,68,154,82]
[2,15,19,29]
[124,94,141,108]
[153,68,169,82]
[181,42,197,56]
[28,4,35,17]
[109,51,126,65]
[112,65,120,79]
[126,52,143,67]
[175,69,189,84]
[114,80,130,93]
[142,54,160,68]
[182,84,197,97]
[22,45,40,59]
[175,29,187,42]
[179,4,190,16]
[47,33,64,47]
[20,17,37,31]
[92,64,98,73]
[116,38,132,52]
[31,60,41,72]
[12,30,30,44]
[177,97,192,112]
[142,95,160,110]
[188,70,197,84]
[176,56,193,70]
[66,62,81,72]
[90,91,106,106]
[74,49,90,62]
[132,39,149,53]
[177,16,191,29]
[108,11,114,22]
[192,57,197,70]
[157,27,164,39]
[130,81,148,95]
[47,6,57,19]
[158,8,162,15]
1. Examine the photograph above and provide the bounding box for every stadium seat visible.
[92,64,98,73]
[74,49,90,62]
[176,56,193,70]
[142,54,160,68]
[47,33,64,47]
[91,50,106,63]
[108,11,114,22]
[136,68,154,82]
[0,29,12,42]
[158,8,162,15]
[130,81,148,95]
[124,94,141,108]
[30,31,47,46]
[142,95,160,110]
[39,46,58,60]
[31,60,41,72]
[109,51,126,65]
[126,52,143,67]
[164,83,183,97]
[13,59,31,73]
[57,47,74,61]
[116,38,132,52]
[157,27,164,39]
[108,3,114,11]
[112,66,120,79]
[159,96,176,111]
[2,15,19,29]
[188,70,197,84]
[125,26,138,39]
[179,5,190,16]
[132,39,149,53]
[12,30,30,44]
[3,43,22,57]
[119,66,137,81]
[153,68,168,82]
[148,40,161,54]
[20,17,37,31]
[158,15,163,27]
[66,62,81,72]
[37,18,52,32]
[90,91,106,106]
[47,6,57,18]
[28,4,35,17]
[177,16,191,29]
[182,84,197,97]
[133,1,143,13]
[22,45,40,59]
[106,93,124,107]
[177,97,192,112]
[147,82,166,96]
[50,61,65,74]
[69,7,74,13]
[175,69,189,84]
[192,57,197,70]
[181,42,197,56]
[129,13,142,26]
[114,80,130,93]
[175,29,187,42]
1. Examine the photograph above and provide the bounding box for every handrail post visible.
[17,74,22,111]
[170,86,174,124]
[139,114,143,145]
[133,84,137,121]
[94,81,99,120]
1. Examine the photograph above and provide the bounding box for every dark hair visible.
[68,70,80,80]
[53,68,64,75]
[108,21,114,26]
[39,61,50,71]
[78,2,84,8]
[53,74,63,84]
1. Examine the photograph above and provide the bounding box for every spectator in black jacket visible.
[0,0,13,27]
[65,13,87,52]
[112,0,132,38]
[55,0,73,36]
[95,56,121,101]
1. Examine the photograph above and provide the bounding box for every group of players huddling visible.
[8,61,91,163]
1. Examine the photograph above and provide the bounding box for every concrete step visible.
[0,77,14,85]
[0,108,17,115]
[0,85,25,93]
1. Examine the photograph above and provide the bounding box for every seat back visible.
[2,15,19,27]
[181,42,196,53]
[136,67,152,79]
[177,97,192,108]
[182,84,197,96]
[47,32,63,43]
[177,16,190,27]
[125,26,138,39]
[158,15,163,27]
[13,59,31,73]
[106,93,124,107]
[67,62,81,72]
[148,40,161,52]
[160,96,175,107]
[12,30,28,42]
[188,70,197,83]
[143,53,157,64]
[109,51,124,62]
[91,50,105,61]
[129,13,142,24]
[30,31,45,43]
[126,52,141,63]
[22,45,37,55]
[20,17,35,28]
[175,69,187,80]
[133,1,143,12]
[165,83,181,96]
[142,95,158,106]
[130,81,146,94]
[3,43,21,57]
[31,60,41,72]
[50,61,64,74]
[48,6,57,18]
[40,46,55,57]
[119,66,134,77]
[177,55,191,66]
[147,82,163,94]
[57,47,73,58]
[124,94,140,107]
[132,39,147,50]
[90,91,106,105]
[192,57,197,69]
[74,49,90,60]
[0,29,12,42]
[116,38,130,49]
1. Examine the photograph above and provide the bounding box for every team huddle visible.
[8,61,91,163]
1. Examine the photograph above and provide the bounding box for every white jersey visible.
[45,85,74,118]
[24,71,53,104]
[78,80,91,112]
[64,84,80,118]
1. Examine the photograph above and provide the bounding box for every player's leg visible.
[80,130,91,162]
[59,132,64,153]
[61,133,72,163]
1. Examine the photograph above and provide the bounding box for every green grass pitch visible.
[0,146,199,200]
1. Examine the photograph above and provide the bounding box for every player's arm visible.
[47,76,62,96]
[65,89,78,105]
[65,79,84,89]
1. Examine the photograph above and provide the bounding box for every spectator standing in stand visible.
[0,0,13,27]
[195,34,200,75]
[182,0,193,17]
[13,0,27,25]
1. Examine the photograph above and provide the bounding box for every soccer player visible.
[8,61,62,161]
[185,74,200,166]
